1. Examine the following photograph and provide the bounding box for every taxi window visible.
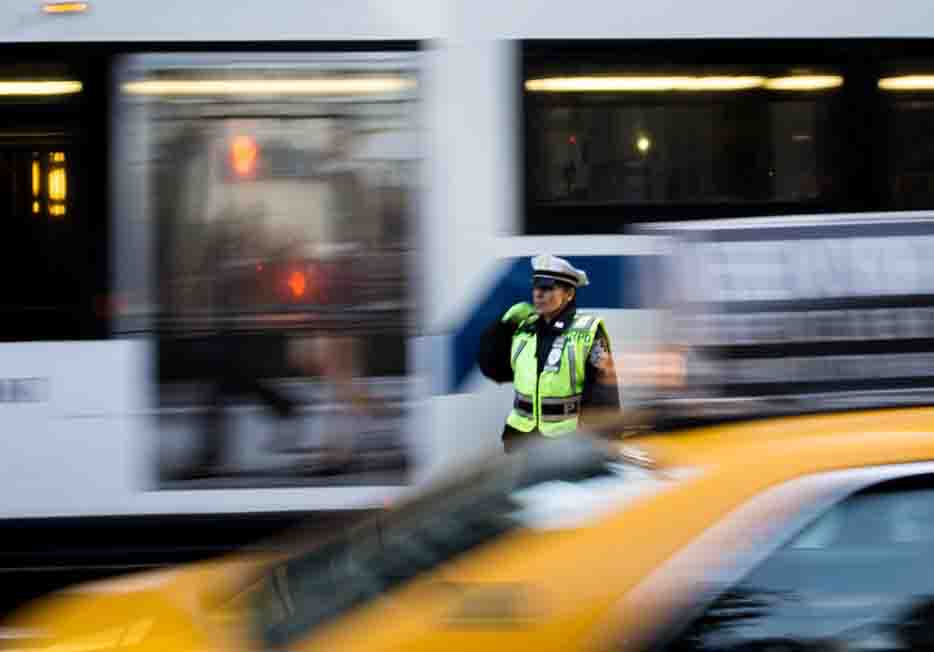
[659,475,934,652]
[252,440,667,646]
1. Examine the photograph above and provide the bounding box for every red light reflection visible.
[230,136,258,178]
[287,270,307,298]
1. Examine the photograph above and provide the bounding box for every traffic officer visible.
[478,255,620,452]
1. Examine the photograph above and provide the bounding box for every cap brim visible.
[532,276,559,289]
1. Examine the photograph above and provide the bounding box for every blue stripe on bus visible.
[447,254,661,394]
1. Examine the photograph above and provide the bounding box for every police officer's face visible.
[533,284,573,318]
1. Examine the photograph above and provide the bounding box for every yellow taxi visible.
[7,407,934,652]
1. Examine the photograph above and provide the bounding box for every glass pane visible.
[0,57,102,341]
[663,482,934,652]
[888,98,934,209]
[526,65,841,208]
[0,144,92,340]
[116,54,420,489]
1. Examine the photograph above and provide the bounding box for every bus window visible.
[523,42,934,233]
[524,57,843,223]
[882,64,934,210]
[115,53,420,489]
[0,60,107,341]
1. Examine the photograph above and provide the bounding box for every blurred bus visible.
[4,0,934,526]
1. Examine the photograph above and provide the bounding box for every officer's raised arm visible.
[476,302,532,384]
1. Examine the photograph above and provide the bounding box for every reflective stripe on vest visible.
[505,314,607,436]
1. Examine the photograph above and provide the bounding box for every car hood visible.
[0,555,275,652]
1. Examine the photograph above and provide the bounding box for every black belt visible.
[513,395,534,418]
[513,394,581,417]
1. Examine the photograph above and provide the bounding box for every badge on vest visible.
[544,336,567,373]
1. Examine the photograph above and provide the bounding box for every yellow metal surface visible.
[8,407,934,652]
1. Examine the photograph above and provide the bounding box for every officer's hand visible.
[501,302,535,325]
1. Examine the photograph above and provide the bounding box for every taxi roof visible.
[628,405,934,481]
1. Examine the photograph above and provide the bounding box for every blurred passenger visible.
[283,119,390,474]
[186,209,304,478]
[478,255,620,453]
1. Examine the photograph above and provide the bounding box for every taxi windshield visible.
[251,437,667,645]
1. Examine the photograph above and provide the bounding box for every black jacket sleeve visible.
[581,325,621,412]
[477,319,517,384]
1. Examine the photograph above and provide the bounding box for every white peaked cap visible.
[531,254,590,288]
